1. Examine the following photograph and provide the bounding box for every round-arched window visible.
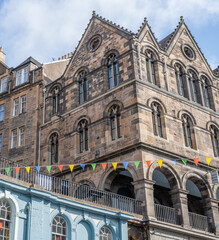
[0,199,11,239]
[52,215,67,240]
[99,226,113,240]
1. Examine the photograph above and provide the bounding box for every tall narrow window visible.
[0,105,4,121]
[152,103,163,138]
[52,87,60,115]
[109,105,121,141]
[0,135,2,152]
[175,64,185,97]
[13,98,19,116]
[50,133,58,164]
[78,119,88,153]
[107,53,119,89]
[16,67,29,86]
[52,215,67,240]
[210,125,219,157]
[188,71,199,103]
[146,50,157,85]
[182,115,194,148]
[1,78,7,93]
[99,226,113,240]
[20,96,26,113]
[78,71,87,104]
[201,77,211,108]
[18,127,25,146]
[11,129,17,148]
[0,199,11,240]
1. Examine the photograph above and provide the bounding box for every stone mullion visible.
[184,74,192,100]
[176,71,181,95]
[196,79,204,105]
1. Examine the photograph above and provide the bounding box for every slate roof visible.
[14,56,41,70]
[159,32,173,49]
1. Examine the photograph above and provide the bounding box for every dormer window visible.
[16,67,28,86]
[0,77,7,93]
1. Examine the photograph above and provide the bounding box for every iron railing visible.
[0,157,143,215]
[188,212,209,232]
[155,204,179,225]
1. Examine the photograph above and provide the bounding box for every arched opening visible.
[186,176,212,232]
[77,221,92,240]
[99,226,113,240]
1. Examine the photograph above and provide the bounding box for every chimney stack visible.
[0,47,6,63]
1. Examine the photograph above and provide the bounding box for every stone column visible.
[196,79,204,105]
[133,179,156,220]
[169,189,191,228]
[185,74,192,100]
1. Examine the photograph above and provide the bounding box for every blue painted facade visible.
[0,177,133,240]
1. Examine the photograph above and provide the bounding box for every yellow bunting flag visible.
[112,162,117,170]
[69,165,74,173]
[25,167,30,174]
[206,158,211,166]
[157,160,163,168]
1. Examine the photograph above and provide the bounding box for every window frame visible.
[0,134,2,152]
[78,120,88,153]
[11,129,17,148]
[152,103,164,138]
[52,215,67,240]
[18,127,25,147]
[0,199,12,240]
[99,226,113,240]
[0,104,4,121]
[16,67,29,86]
[13,98,19,116]
[20,95,26,114]
[182,115,194,149]
[210,125,219,157]
[50,133,58,164]
[0,77,7,93]
[107,54,119,89]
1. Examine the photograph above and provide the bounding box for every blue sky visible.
[0,0,218,70]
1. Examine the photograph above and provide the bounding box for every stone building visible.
[0,12,219,240]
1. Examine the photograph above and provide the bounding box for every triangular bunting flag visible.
[112,162,117,170]
[181,158,187,165]
[170,159,176,163]
[146,161,151,168]
[193,158,199,166]
[206,158,211,166]
[36,166,41,173]
[123,162,128,169]
[15,167,20,175]
[91,163,96,170]
[101,163,107,171]
[5,168,10,175]
[157,160,163,168]
[25,167,30,174]
[80,164,85,171]
[69,165,74,172]
[47,166,51,173]
[134,161,140,169]
[58,165,63,172]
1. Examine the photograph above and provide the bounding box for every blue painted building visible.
[0,176,133,240]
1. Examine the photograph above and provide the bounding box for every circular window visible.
[87,35,102,52]
[182,45,195,60]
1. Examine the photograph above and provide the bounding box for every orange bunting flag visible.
[69,165,74,172]
[112,162,117,170]
[25,167,30,174]
[101,163,107,171]
[146,161,151,168]
[206,158,211,166]
[193,158,199,166]
[15,167,20,175]
[58,165,63,172]
[157,160,163,168]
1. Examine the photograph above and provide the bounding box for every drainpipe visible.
[43,88,46,124]
[38,128,41,167]
[163,56,169,91]
[26,202,31,240]
[137,43,142,80]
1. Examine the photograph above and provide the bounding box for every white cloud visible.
[0,0,218,67]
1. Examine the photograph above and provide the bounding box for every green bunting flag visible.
[47,166,51,173]
[134,161,140,169]
[91,163,96,170]
[5,168,10,175]
[181,158,187,165]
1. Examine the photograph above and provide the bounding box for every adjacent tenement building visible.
[0,12,219,240]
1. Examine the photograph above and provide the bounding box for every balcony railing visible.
[188,212,209,232]
[155,204,179,225]
[0,157,143,215]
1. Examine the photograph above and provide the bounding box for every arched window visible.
[99,226,113,240]
[182,115,194,148]
[210,125,219,157]
[109,105,121,141]
[107,53,119,89]
[50,133,58,164]
[175,64,185,97]
[152,103,164,138]
[52,215,67,240]
[146,50,156,85]
[0,199,11,239]
[78,119,88,153]
[52,87,60,115]
[78,70,88,104]
[188,70,199,103]
[201,76,211,108]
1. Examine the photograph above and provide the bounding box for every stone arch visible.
[206,121,219,131]
[73,116,91,132]
[171,59,186,72]
[146,97,167,114]
[199,72,213,86]
[141,45,160,60]
[97,220,117,238]
[102,49,120,65]
[77,179,96,188]
[73,66,89,81]
[46,129,60,143]
[47,82,62,96]
[177,110,196,125]
[186,66,199,77]
[103,100,124,118]
[147,161,182,189]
